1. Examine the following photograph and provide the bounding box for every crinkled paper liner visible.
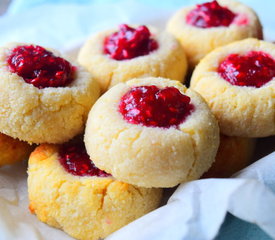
[0,152,274,240]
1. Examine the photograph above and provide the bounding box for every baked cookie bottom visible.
[0,132,33,167]
[203,135,255,178]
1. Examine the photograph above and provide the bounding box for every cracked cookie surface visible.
[28,143,162,240]
[77,25,187,92]
[0,42,100,144]
[84,77,220,188]
[190,38,275,137]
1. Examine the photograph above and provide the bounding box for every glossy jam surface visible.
[119,85,194,128]
[58,141,111,177]
[186,0,236,28]
[7,45,75,89]
[103,24,158,60]
[218,51,275,88]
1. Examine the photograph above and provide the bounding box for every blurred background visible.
[0,0,274,51]
[0,0,10,15]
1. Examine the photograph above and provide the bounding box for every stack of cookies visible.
[0,1,274,240]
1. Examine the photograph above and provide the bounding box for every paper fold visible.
[0,153,274,240]
[107,152,275,240]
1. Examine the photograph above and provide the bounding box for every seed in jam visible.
[103,24,158,60]
[58,141,111,177]
[7,45,76,89]
[218,51,275,88]
[119,85,194,128]
[186,0,237,28]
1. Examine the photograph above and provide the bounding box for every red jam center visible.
[58,141,111,177]
[218,51,275,88]
[7,45,76,89]
[119,85,194,128]
[186,0,236,28]
[103,24,158,60]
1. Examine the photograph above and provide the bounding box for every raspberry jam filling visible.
[7,45,76,89]
[218,51,275,88]
[186,0,237,28]
[103,24,158,60]
[58,141,111,177]
[119,85,194,128]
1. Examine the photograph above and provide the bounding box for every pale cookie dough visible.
[77,26,188,92]
[0,133,34,167]
[190,38,275,137]
[0,42,100,144]
[84,77,220,188]
[28,144,162,240]
[167,0,262,69]
[203,135,255,178]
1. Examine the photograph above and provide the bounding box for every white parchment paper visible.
[0,153,274,240]
[107,152,275,240]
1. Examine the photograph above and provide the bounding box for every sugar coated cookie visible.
[190,38,275,137]
[167,0,262,68]
[84,77,219,188]
[78,24,187,91]
[0,43,100,144]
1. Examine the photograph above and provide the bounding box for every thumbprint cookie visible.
[28,140,162,240]
[0,43,100,144]
[84,77,219,188]
[167,0,262,68]
[78,24,188,91]
[190,38,275,137]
